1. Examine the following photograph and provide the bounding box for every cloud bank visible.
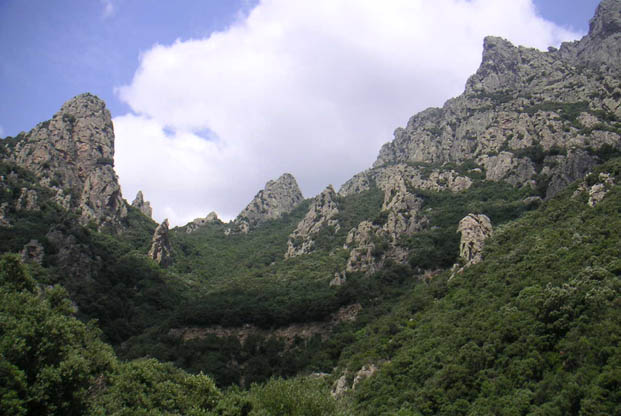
[114,0,582,226]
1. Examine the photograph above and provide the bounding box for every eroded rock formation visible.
[233,173,304,233]
[185,211,220,233]
[457,214,493,266]
[131,190,153,218]
[6,93,127,230]
[285,185,339,258]
[148,219,172,267]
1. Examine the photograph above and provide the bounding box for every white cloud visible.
[114,0,582,226]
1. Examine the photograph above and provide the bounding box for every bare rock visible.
[21,240,44,264]
[457,214,493,266]
[131,190,152,218]
[185,211,220,233]
[574,172,616,207]
[7,93,127,230]
[332,375,349,398]
[352,364,378,390]
[285,185,339,258]
[344,221,381,273]
[148,219,172,267]
[367,3,621,200]
[235,173,303,232]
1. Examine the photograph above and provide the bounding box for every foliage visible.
[338,159,621,415]
[247,376,349,416]
[0,254,116,416]
[89,358,223,416]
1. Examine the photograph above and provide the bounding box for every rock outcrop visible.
[148,219,172,267]
[131,190,152,218]
[557,0,621,71]
[573,171,616,207]
[339,164,472,197]
[457,214,493,266]
[285,185,339,258]
[343,171,429,273]
[371,9,620,198]
[6,93,127,230]
[233,173,303,233]
[185,211,220,233]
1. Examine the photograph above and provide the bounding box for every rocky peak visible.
[235,173,303,231]
[371,1,620,198]
[148,219,172,267]
[131,190,153,218]
[285,185,340,258]
[559,0,621,70]
[589,0,621,38]
[6,93,127,230]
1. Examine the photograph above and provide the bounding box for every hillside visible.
[1,0,620,414]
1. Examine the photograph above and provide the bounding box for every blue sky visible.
[0,0,603,224]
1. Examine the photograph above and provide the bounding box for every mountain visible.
[1,1,620,415]
[231,172,304,233]
[2,93,128,231]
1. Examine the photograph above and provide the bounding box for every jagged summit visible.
[4,93,127,230]
[557,0,621,70]
[371,5,620,199]
[234,173,304,232]
[132,190,153,218]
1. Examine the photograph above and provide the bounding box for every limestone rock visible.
[21,240,44,264]
[574,172,616,207]
[339,164,472,197]
[558,0,621,71]
[457,214,493,266]
[185,211,220,233]
[285,185,339,258]
[15,188,40,211]
[131,190,152,218]
[332,375,349,398]
[6,93,127,230]
[344,221,381,273]
[235,173,303,232]
[544,150,598,199]
[369,6,620,198]
[148,219,172,267]
[352,364,378,390]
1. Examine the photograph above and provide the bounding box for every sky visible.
[0,0,602,226]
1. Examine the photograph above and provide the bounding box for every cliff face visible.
[371,4,620,199]
[4,93,127,230]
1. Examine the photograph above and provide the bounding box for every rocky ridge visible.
[285,185,340,258]
[2,93,127,230]
[373,2,620,199]
[185,211,220,233]
[326,1,621,275]
[232,173,303,233]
